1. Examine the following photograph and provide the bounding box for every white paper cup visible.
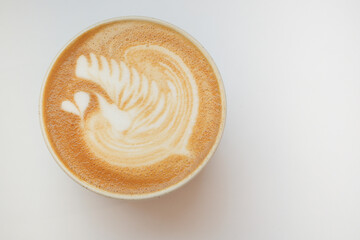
[39,16,226,200]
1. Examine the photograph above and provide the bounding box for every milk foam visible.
[61,45,199,167]
[61,91,90,118]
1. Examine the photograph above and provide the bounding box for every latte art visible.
[61,45,199,166]
[41,18,225,197]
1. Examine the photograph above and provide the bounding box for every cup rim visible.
[39,16,227,200]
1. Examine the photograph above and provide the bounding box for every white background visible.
[1,0,360,239]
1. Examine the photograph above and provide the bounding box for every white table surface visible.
[1,0,360,239]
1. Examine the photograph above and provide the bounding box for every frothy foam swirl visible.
[61,45,199,167]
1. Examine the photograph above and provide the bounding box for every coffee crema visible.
[41,18,225,197]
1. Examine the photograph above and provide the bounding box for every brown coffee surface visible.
[41,18,224,195]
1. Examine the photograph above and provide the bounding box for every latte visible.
[40,17,225,198]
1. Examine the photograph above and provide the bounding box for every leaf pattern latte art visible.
[61,45,199,167]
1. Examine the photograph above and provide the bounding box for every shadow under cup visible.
[39,16,226,199]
